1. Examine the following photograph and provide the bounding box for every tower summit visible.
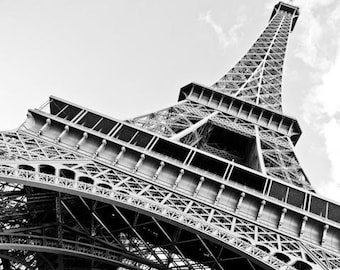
[213,1,299,112]
[0,2,339,270]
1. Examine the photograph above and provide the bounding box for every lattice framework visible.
[0,2,336,270]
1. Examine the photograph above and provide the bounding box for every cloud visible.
[303,45,340,200]
[300,5,340,201]
[302,43,340,124]
[199,11,245,48]
[293,0,339,69]
[318,118,340,201]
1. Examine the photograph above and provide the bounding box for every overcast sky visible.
[0,0,339,202]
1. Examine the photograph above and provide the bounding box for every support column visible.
[171,111,219,141]
[255,126,266,174]
[56,193,64,270]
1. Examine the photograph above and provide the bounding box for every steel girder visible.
[0,183,267,270]
[128,101,312,190]
[212,5,298,112]
[0,130,272,270]
[0,2,336,270]
[0,129,335,270]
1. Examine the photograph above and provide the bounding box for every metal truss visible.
[0,129,337,270]
[0,2,335,270]
[0,184,266,270]
[0,132,82,161]
[128,99,311,189]
[0,131,270,270]
[212,3,298,112]
[258,127,312,190]
[127,101,215,138]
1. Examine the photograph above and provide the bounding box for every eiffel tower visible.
[0,1,338,270]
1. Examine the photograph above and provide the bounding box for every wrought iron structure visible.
[0,2,338,270]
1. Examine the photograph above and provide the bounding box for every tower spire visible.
[212,2,299,112]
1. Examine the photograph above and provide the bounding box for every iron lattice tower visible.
[0,2,338,270]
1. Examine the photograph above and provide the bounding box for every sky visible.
[0,0,339,202]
